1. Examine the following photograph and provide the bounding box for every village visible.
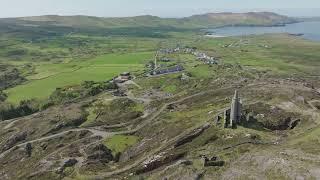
[112,46,219,84]
[159,46,219,65]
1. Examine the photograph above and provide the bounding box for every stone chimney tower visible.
[230,90,242,128]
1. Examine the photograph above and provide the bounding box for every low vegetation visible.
[103,135,140,155]
[0,12,319,180]
[0,99,40,121]
[82,98,144,127]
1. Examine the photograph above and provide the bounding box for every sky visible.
[1,0,320,18]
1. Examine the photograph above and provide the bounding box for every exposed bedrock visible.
[85,143,114,164]
[240,102,302,131]
[136,152,186,174]
[174,123,211,148]
[1,131,28,152]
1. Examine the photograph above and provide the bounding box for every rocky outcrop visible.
[136,152,186,174]
[57,158,78,174]
[201,155,225,167]
[174,123,211,148]
[45,115,87,135]
[290,119,301,129]
[85,144,113,164]
[25,143,32,157]
[63,158,78,167]
[264,117,301,130]
[241,103,302,131]
[204,160,225,167]
[1,131,27,152]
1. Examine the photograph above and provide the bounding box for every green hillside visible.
[3,12,297,30]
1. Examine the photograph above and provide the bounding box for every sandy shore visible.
[205,34,226,38]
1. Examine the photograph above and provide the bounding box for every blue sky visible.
[1,0,320,18]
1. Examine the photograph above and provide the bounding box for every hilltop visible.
[187,12,297,27]
[0,12,299,41]
[3,12,298,29]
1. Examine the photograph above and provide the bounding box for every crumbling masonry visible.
[224,90,242,128]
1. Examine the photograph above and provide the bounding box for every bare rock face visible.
[200,155,225,167]
[243,103,301,131]
[1,131,27,152]
[57,158,78,174]
[174,123,211,148]
[63,158,78,168]
[25,143,32,157]
[45,115,86,135]
[204,160,224,167]
[85,144,114,163]
[136,152,186,174]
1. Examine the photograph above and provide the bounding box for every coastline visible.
[203,20,301,30]
[203,21,320,41]
[204,34,226,38]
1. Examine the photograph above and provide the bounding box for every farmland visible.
[5,33,320,104]
[5,52,153,103]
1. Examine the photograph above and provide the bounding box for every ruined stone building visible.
[112,72,132,83]
[230,90,242,127]
[223,90,243,128]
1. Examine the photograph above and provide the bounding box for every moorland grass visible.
[103,135,139,155]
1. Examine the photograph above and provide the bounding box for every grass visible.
[131,103,145,112]
[6,66,129,103]
[80,107,97,127]
[163,85,177,94]
[5,52,153,103]
[26,61,78,80]
[103,135,139,155]
[187,65,213,78]
[80,97,144,127]
[287,125,320,154]
[193,34,320,76]
[4,33,320,104]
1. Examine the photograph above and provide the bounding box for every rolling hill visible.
[3,12,298,29]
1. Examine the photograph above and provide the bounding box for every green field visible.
[194,34,320,76]
[103,135,140,155]
[5,52,153,103]
[4,34,320,104]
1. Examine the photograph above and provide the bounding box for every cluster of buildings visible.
[147,45,219,76]
[193,52,218,65]
[151,65,184,76]
[158,47,218,65]
[160,57,172,62]
[112,72,132,84]
[158,47,181,54]
[183,48,218,65]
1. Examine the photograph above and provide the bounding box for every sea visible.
[207,21,320,41]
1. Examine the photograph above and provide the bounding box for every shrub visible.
[0,99,40,121]
[0,91,7,101]
[49,81,118,104]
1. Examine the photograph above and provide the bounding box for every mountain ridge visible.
[2,12,299,29]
